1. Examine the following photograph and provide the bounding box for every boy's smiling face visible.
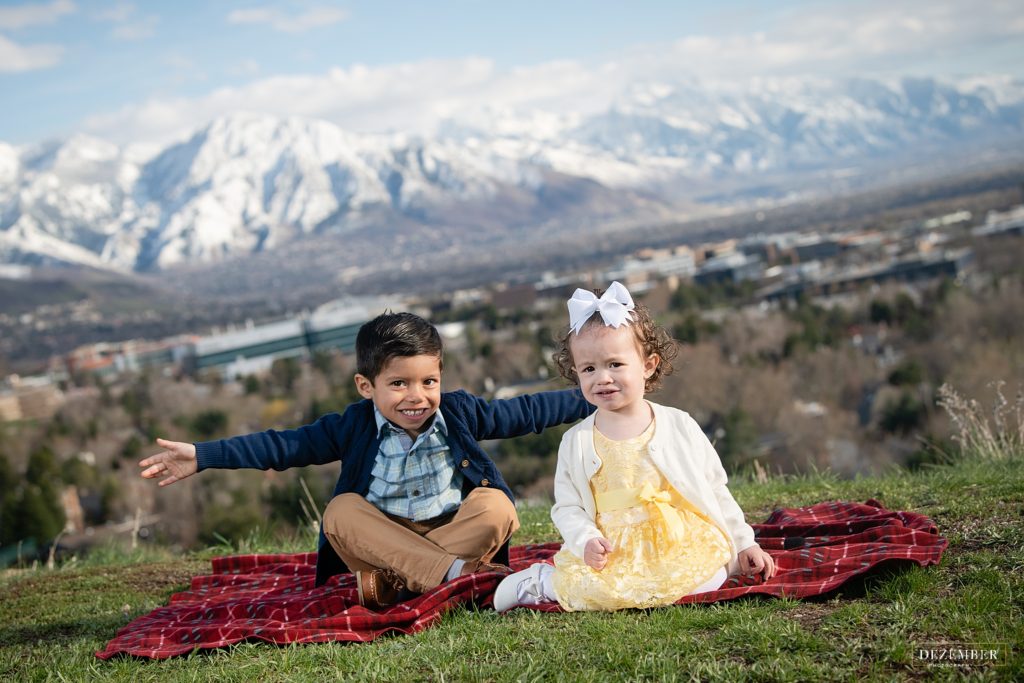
[354,353,442,438]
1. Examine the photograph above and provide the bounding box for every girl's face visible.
[570,323,659,415]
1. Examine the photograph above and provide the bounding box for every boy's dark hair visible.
[553,295,677,393]
[356,312,444,382]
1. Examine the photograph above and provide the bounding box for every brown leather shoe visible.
[356,568,405,609]
[459,560,512,577]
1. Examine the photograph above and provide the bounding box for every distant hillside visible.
[0,266,199,316]
[1,161,1022,374]
[0,278,87,316]
[1,75,1021,278]
[0,268,286,372]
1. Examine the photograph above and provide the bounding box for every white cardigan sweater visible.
[550,401,756,575]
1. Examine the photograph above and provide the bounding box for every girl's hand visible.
[139,438,198,487]
[737,544,776,580]
[584,537,613,570]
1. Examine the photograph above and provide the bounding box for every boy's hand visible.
[139,438,197,487]
[584,537,613,571]
[736,544,776,580]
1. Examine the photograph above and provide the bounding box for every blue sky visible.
[2,0,1022,148]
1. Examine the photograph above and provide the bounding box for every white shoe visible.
[493,563,555,613]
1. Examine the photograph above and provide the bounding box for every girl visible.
[494,282,775,612]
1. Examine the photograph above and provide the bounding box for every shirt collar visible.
[373,405,448,438]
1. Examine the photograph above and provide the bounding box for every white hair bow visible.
[567,281,635,334]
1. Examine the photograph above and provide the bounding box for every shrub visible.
[720,406,758,469]
[0,451,13,500]
[190,409,229,439]
[242,374,261,395]
[879,391,927,435]
[269,357,301,393]
[121,435,143,460]
[198,494,264,546]
[888,359,925,387]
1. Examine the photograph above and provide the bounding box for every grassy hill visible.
[1,451,1020,681]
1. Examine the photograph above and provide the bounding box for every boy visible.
[140,312,592,609]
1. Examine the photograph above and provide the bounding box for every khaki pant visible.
[322,487,519,592]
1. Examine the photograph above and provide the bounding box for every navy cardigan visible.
[195,388,593,585]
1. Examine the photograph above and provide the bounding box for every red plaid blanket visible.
[97,500,946,659]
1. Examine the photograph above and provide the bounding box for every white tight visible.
[689,566,728,595]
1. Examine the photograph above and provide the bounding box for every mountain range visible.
[1,75,1022,276]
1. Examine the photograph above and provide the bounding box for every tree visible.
[0,452,14,543]
[13,485,65,543]
[198,487,264,545]
[310,349,349,389]
[0,451,13,501]
[263,474,330,530]
[26,445,60,485]
[98,476,122,524]
[879,391,927,435]
[869,299,894,325]
[62,456,97,489]
[0,495,19,546]
[307,380,360,421]
[121,435,143,460]
[190,409,229,439]
[888,359,925,387]
[674,314,702,345]
[12,445,67,544]
[242,374,261,395]
[893,293,918,326]
[0,445,67,545]
[269,357,302,394]
[719,407,758,471]
[120,374,152,429]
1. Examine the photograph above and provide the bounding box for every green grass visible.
[2,457,1022,682]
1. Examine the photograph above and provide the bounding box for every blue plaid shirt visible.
[366,407,464,521]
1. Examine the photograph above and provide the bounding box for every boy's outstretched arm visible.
[466,388,594,440]
[139,438,197,487]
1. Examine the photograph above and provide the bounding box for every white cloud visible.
[227,5,348,33]
[90,2,157,41]
[160,52,207,85]
[0,34,63,72]
[111,15,157,41]
[81,58,498,145]
[78,0,1024,146]
[79,56,626,146]
[649,0,1024,79]
[227,59,262,78]
[0,0,74,30]
[162,53,196,71]
[94,2,135,23]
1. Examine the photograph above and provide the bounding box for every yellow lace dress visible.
[551,420,732,611]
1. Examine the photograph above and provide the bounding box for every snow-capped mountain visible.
[1,76,1021,274]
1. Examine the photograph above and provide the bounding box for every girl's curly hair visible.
[553,297,678,393]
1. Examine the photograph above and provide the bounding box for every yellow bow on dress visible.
[636,482,686,543]
[595,482,687,542]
